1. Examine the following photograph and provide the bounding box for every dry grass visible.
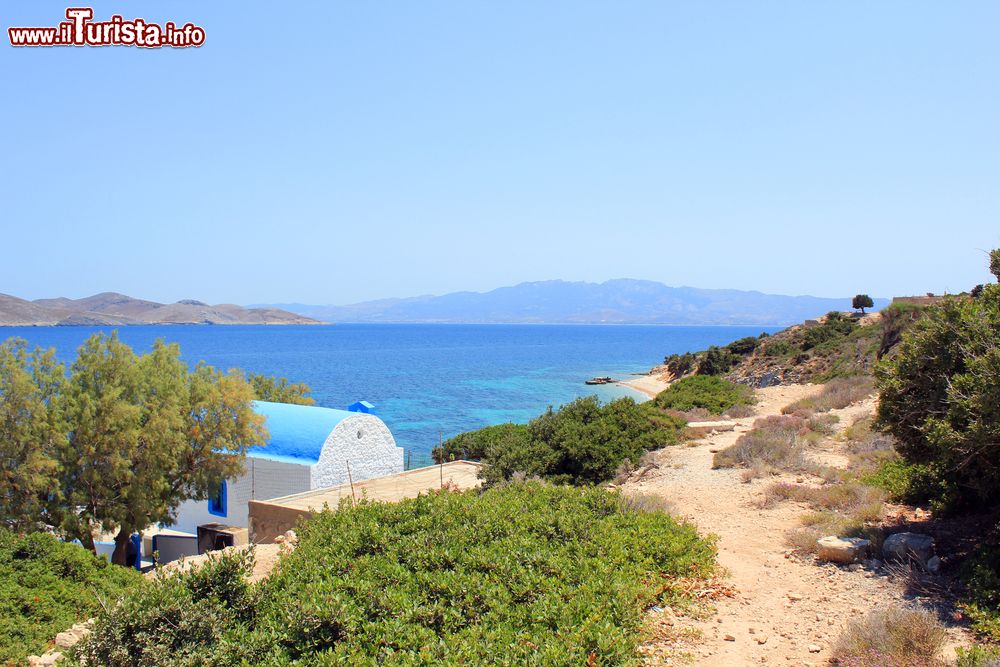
[713,415,807,475]
[763,481,887,554]
[833,606,948,667]
[839,415,901,475]
[722,404,756,419]
[665,407,714,423]
[782,376,875,415]
[766,481,886,513]
[622,492,677,515]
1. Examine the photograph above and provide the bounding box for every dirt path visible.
[624,385,963,666]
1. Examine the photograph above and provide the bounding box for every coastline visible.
[616,372,670,399]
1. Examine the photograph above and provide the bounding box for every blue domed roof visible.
[250,401,357,464]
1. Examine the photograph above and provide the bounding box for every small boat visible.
[585,376,616,385]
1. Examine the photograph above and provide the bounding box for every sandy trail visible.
[624,384,962,666]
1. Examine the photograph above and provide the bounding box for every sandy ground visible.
[624,384,970,666]
[619,373,671,398]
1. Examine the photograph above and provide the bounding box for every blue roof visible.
[250,401,356,464]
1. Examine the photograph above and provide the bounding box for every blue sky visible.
[1,1,998,305]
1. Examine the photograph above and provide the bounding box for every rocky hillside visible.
[652,302,927,387]
[0,292,321,326]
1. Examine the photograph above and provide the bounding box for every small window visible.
[208,480,227,517]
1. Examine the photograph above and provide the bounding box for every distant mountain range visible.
[0,292,320,326]
[255,280,889,326]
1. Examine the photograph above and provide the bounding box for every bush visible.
[82,483,717,666]
[726,336,760,356]
[958,645,1000,667]
[832,606,947,667]
[876,280,1000,508]
[800,312,857,351]
[877,301,925,359]
[653,375,754,415]
[479,396,683,486]
[0,528,141,664]
[763,339,793,357]
[961,542,1000,643]
[862,460,940,504]
[432,423,529,463]
[80,548,259,666]
[696,346,740,375]
[663,352,697,378]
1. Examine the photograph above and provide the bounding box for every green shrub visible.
[800,312,857,351]
[80,548,260,667]
[725,336,760,356]
[0,528,141,665]
[480,396,683,486]
[957,645,1000,667]
[663,351,697,377]
[961,542,1000,643]
[876,281,1000,508]
[862,460,939,504]
[696,345,740,375]
[82,483,717,666]
[878,301,925,359]
[763,339,793,357]
[432,423,529,463]
[653,375,754,415]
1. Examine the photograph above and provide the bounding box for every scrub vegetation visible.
[435,376,751,486]
[0,528,140,665]
[79,482,717,666]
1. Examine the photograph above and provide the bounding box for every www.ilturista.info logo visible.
[8,8,205,48]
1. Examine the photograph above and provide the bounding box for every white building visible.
[168,400,403,537]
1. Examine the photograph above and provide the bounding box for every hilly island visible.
[0,292,319,326]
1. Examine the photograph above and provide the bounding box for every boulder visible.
[816,536,871,564]
[927,555,942,574]
[882,532,935,567]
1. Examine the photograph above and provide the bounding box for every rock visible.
[927,555,942,573]
[816,536,871,564]
[808,644,822,653]
[787,593,804,601]
[724,634,736,641]
[882,532,935,567]
[54,631,77,649]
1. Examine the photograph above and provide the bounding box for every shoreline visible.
[616,372,670,399]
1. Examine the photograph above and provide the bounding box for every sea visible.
[2,324,778,466]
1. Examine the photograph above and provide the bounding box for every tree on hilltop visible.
[852,294,874,314]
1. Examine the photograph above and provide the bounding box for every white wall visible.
[311,414,404,488]
[170,457,311,535]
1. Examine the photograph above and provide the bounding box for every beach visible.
[617,371,671,399]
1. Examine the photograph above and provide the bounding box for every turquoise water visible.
[2,324,777,464]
